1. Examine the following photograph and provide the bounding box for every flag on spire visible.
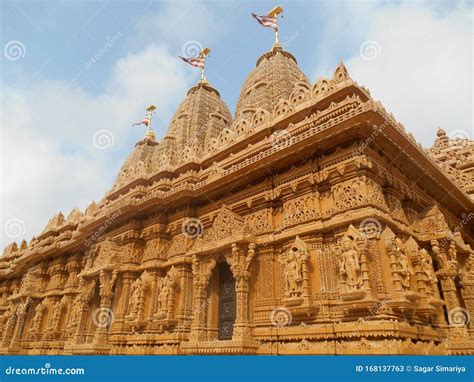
[179,47,211,82]
[133,105,156,141]
[179,55,205,69]
[132,116,150,127]
[251,13,277,30]
[252,6,283,44]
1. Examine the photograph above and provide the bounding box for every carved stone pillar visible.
[10,297,31,349]
[114,272,134,329]
[226,243,255,340]
[93,270,118,345]
[189,257,216,341]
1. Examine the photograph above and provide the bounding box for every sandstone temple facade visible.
[1,44,473,355]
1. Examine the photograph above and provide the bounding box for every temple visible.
[1,42,473,355]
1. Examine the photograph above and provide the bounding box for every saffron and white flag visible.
[179,55,205,69]
[251,12,278,30]
[132,117,150,127]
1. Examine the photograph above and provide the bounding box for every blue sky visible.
[1,0,472,247]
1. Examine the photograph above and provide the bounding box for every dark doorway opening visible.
[218,261,236,340]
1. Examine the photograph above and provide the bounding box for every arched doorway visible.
[218,262,236,340]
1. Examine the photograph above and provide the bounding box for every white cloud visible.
[1,43,195,248]
[344,3,472,146]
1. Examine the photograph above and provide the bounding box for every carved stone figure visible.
[394,238,413,290]
[28,302,45,336]
[339,237,362,291]
[155,268,176,319]
[420,249,437,284]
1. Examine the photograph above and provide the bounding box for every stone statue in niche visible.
[339,236,362,290]
[28,302,45,336]
[447,241,459,272]
[284,251,302,297]
[394,238,413,290]
[127,277,143,319]
[155,267,177,319]
[420,249,437,284]
[127,271,151,320]
[280,236,309,298]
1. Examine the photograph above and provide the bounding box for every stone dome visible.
[111,138,158,192]
[234,44,310,120]
[149,81,231,171]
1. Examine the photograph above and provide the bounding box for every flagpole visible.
[200,48,210,83]
[145,105,156,140]
[267,6,283,46]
